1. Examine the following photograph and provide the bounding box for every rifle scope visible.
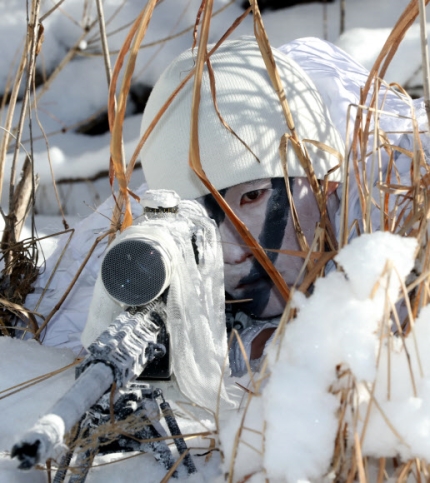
[101,235,172,307]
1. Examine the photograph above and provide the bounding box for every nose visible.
[219,219,253,265]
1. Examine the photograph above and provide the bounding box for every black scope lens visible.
[101,239,166,306]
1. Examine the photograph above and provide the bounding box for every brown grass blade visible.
[128,6,252,178]
[186,1,290,302]
[354,432,367,483]
[108,0,158,232]
[364,0,430,101]
[279,134,315,276]
[192,0,205,50]
[251,0,325,217]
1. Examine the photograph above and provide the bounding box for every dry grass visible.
[2,0,430,482]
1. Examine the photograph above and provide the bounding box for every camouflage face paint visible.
[201,177,293,318]
[233,177,292,317]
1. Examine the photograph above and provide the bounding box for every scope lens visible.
[101,239,166,306]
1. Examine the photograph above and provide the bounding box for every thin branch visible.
[418,0,430,128]
[40,0,66,22]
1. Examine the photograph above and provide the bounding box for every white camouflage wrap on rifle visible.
[82,194,240,413]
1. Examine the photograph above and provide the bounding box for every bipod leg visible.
[132,414,177,474]
[93,384,177,475]
[53,408,101,483]
[53,416,85,483]
[67,446,97,483]
[124,384,177,474]
[155,389,197,474]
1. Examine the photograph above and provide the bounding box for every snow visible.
[357,302,430,461]
[337,24,426,88]
[0,339,75,448]
[1,0,430,482]
[261,233,417,481]
[0,339,75,483]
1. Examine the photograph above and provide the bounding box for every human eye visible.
[240,189,267,205]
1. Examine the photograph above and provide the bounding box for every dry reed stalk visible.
[32,92,68,228]
[187,1,291,302]
[397,273,425,379]
[231,330,257,393]
[251,0,326,215]
[0,359,79,401]
[39,0,66,22]
[356,265,398,455]
[0,43,28,202]
[94,0,128,235]
[4,0,41,245]
[354,433,366,483]
[417,6,430,111]
[297,249,337,293]
[95,0,113,85]
[226,391,259,483]
[86,0,133,48]
[159,449,191,482]
[108,0,158,233]
[253,0,341,276]
[293,225,324,288]
[396,460,413,483]
[9,156,39,242]
[127,4,251,182]
[280,135,313,267]
[411,241,430,317]
[377,457,386,483]
[33,27,95,107]
[331,371,354,480]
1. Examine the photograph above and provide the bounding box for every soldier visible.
[27,37,422,376]
[138,37,344,375]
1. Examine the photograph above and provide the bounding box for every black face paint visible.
[202,178,293,319]
[203,188,227,226]
[234,177,293,317]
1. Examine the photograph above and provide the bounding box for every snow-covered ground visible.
[1,0,430,482]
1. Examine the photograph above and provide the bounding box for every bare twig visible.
[35,229,113,339]
[9,0,43,210]
[0,35,28,202]
[40,0,66,22]
[418,0,430,128]
[95,0,113,85]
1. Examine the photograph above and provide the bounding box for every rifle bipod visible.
[53,382,196,482]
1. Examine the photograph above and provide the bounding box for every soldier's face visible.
[201,177,327,318]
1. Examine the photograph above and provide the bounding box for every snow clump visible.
[220,232,421,482]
